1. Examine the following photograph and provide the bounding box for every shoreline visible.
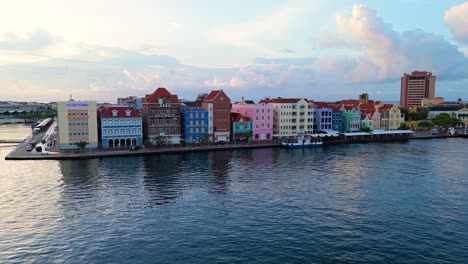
[4,134,466,161]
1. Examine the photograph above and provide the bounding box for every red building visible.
[400,71,436,108]
[201,90,231,142]
[142,88,181,144]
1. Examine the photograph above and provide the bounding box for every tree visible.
[433,113,453,127]
[242,130,253,142]
[143,139,153,149]
[361,126,371,133]
[74,141,88,152]
[398,122,410,130]
[155,136,165,146]
[201,134,210,144]
[417,120,433,129]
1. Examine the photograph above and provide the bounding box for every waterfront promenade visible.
[5,132,466,161]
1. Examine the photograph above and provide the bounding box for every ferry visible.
[281,133,323,149]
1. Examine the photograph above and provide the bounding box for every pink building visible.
[231,99,273,140]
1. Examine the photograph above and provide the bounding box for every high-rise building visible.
[400,71,436,108]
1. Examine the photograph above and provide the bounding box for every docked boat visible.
[281,133,323,148]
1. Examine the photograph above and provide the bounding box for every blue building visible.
[313,104,333,131]
[331,105,343,132]
[100,106,143,148]
[180,102,209,144]
[127,97,142,111]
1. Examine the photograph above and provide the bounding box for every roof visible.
[358,102,375,111]
[340,99,360,106]
[145,87,179,104]
[259,98,302,104]
[101,106,141,118]
[231,112,251,122]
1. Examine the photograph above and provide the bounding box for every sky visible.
[0,0,467,103]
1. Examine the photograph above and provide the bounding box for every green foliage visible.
[242,130,253,139]
[200,134,209,144]
[74,141,88,151]
[433,113,463,127]
[405,108,429,121]
[398,122,410,130]
[143,139,152,149]
[417,120,433,128]
[155,136,165,146]
[361,126,371,132]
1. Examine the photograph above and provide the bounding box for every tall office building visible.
[400,71,436,108]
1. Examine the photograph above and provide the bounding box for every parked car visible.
[130,145,140,151]
[26,144,34,151]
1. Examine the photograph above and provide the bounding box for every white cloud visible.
[444,2,468,45]
[333,5,467,82]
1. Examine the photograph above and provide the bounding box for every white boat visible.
[281,133,323,148]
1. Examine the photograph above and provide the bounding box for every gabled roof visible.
[204,90,231,102]
[145,87,179,104]
[231,112,250,122]
[101,106,141,118]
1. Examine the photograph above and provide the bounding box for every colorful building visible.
[360,113,373,131]
[180,101,209,144]
[231,112,253,142]
[201,90,231,142]
[100,106,143,148]
[331,105,343,132]
[388,104,405,130]
[231,99,273,140]
[312,102,333,131]
[57,100,98,150]
[340,105,361,132]
[259,98,315,137]
[142,87,181,144]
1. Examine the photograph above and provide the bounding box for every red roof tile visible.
[101,106,141,118]
[146,88,179,104]
[231,112,250,122]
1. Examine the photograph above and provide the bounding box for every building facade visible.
[202,90,231,142]
[57,100,98,150]
[340,106,361,132]
[100,106,143,148]
[231,113,253,142]
[142,88,181,144]
[180,102,209,144]
[388,104,405,130]
[400,71,436,108]
[231,99,273,140]
[313,103,333,131]
[259,98,315,137]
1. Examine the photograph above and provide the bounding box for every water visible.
[1,124,467,263]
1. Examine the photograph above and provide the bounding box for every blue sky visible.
[0,0,467,103]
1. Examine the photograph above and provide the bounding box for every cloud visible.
[318,31,351,48]
[0,30,53,51]
[281,48,295,54]
[334,4,468,82]
[209,1,319,56]
[444,2,468,45]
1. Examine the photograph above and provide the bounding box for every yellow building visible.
[388,104,405,130]
[57,100,98,150]
[259,98,315,136]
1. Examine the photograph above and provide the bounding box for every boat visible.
[281,133,323,148]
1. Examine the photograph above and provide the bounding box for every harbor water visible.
[1,124,467,263]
